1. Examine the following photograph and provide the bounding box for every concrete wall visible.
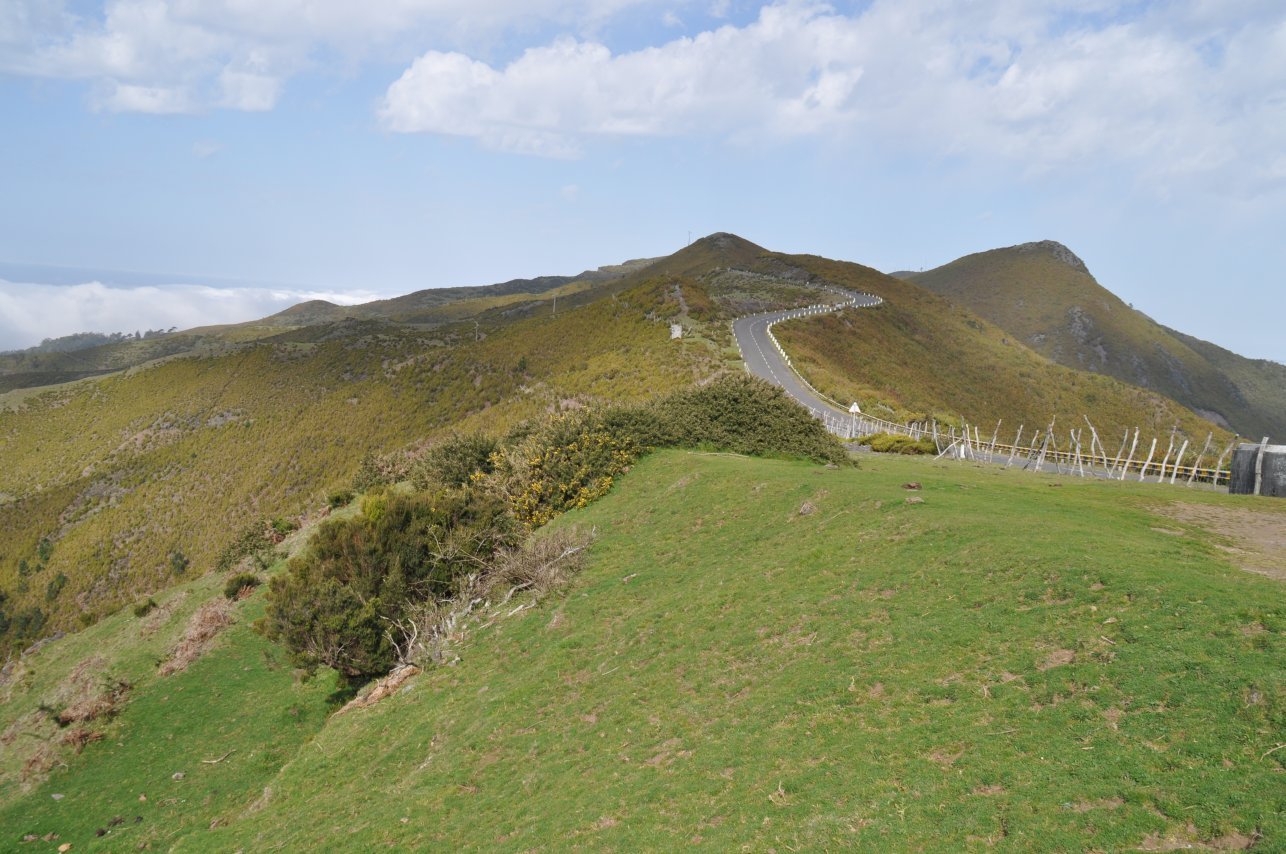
[1229,443,1286,498]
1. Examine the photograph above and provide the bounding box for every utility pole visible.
[474,320,480,342]
[552,292,557,317]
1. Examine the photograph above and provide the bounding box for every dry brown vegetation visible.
[157,598,234,676]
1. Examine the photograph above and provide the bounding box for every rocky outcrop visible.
[1015,240,1090,275]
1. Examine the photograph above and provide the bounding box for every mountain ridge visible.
[900,241,1283,439]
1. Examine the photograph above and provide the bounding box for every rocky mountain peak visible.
[1013,240,1090,275]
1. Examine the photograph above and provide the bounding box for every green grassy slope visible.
[902,241,1284,439]
[0,286,723,645]
[131,450,1283,851]
[0,569,340,850]
[769,254,1227,443]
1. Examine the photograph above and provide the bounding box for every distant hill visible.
[899,241,1284,440]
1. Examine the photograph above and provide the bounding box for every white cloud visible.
[218,67,281,111]
[192,139,223,157]
[0,280,385,351]
[381,6,867,152]
[99,81,195,113]
[0,0,673,113]
[379,0,1286,195]
[4,1,1284,197]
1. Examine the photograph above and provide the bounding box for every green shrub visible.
[270,517,300,537]
[351,450,415,492]
[261,488,518,683]
[327,489,355,509]
[648,375,849,465]
[492,411,641,528]
[411,432,500,490]
[488,376,848,528]
[224,572,262,600]
[864,432,937,455]
[216,524,277,573]
[133,598,158,618]
[11,606,46,639]
[36,537,53,562]
[44,572,67,602]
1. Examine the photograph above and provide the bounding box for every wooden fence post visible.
[1212,438,1239,490]
[1186,433,1212,487]
[1254,436,1271,496]
[1120,429,1140,481]
[1006,425,1024,468]
[1170,438,1189,485]
[1138,437,1158,482]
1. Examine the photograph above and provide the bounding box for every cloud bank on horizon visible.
[3,1,1283,197]
[0,280,383,352]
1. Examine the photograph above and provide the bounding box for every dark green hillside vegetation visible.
[768,252,1230,444]
[1166,327,1286,439]
[0,280,724,650]
[902,241,1285,439]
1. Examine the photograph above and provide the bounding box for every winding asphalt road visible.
[733,291,882,424]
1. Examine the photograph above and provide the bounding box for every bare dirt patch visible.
[1038,649,1075,671]
[928,746,965,767]
[1138,821,1259,850]
[1155,502,1286,582]
[1069,796,1123,812]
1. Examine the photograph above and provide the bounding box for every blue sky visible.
[1,0,1284,360]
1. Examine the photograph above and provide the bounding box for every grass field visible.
[7,450,1269,851]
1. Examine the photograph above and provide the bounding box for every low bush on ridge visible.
[863,432,937,455]
[260,489,517,683]
[262,376,847,684]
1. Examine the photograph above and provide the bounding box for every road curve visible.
[732,289,883,426]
